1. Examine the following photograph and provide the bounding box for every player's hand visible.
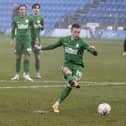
[10,39,16,49]
[36,24,43,29]
[38,24,42,28]
[89,45,96,52]
[123,52,126,57]
[34,44,41,50]
[89,45,98,56]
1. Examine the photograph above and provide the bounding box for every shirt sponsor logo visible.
[65,47,78,55]
[18,24,28,29]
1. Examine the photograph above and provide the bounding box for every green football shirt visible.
[11,15,34,41]
[41,36,90,67]
[29,14,44,45]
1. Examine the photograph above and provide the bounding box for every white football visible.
[97,103,111,115]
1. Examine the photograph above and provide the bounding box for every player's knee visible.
[63,67,72,74]
[24,55,30,60]
[16,55,21,60]
[66,83,72,88]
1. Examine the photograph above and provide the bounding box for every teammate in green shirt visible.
[30,3,44,79]
[35,24,98,113]
[10,4,38,81]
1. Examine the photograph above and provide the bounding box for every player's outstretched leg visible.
[52,85,72,113]
[52,67,80,113]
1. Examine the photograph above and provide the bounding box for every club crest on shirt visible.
[37,20,40,24]
[76,44,79,48]
[25,19,29,23]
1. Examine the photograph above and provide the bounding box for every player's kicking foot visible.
[24,74,33,81]
[35,72,41,79]
[69,80,80,88]
[11,74,19,80]
[52,104,60,113]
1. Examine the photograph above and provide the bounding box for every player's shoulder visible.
[58,36,69,44]
[13,16,19,21]
[78,37,89,47]
[40,15,44,19]
[37,15,44,21]
[78,37,84,42]
[59,36,69,43]
[37,15,43,18]
[77,37,85,45]
[62,36,71,41]
[28,14,32,18]
[79,37,87,44]
[27,15,32,19]
[27,15,34,22]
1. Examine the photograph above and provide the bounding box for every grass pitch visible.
[0,34,126,126]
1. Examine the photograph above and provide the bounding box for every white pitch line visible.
[0,80,97,84]
[33,110,49,113]
[0,79,126,85]
[0,82,125,89]
[0,85,64,89]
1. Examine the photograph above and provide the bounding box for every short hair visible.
[17,4,27,10]
[32,3,41,9]
[71,24,80,30]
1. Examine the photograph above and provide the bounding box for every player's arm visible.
[34,17,44,46]
[29,17,39,44]
[10,18,16,48]
[123,38,126,57]
[39,17,44,30]
[35,38,62,50]
[11,19,16,40]
[83,40,98,56]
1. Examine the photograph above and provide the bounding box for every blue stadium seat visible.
[0,0,93,31]
[77,0,126,27]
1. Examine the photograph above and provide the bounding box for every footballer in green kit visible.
[30,3,44,79]
[10,4,38,81]
[35,24,98,113]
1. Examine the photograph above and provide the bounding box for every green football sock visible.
[35,57,40,73]
[16,59,21,74]
[57,86,72,104]
[23,60,29,75]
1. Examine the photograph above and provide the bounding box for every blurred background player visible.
[30,3,44,79]
[10,4,38,81]
[123,38,126,57]
[35,23,98,113]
